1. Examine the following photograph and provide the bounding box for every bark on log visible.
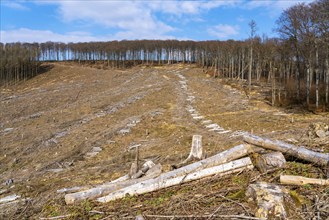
[65,163,160,204]
[243,134,329,166]
[65,144,253,204]
[255,152,286,173]
[97,157,254,203]
[280,175,329,186]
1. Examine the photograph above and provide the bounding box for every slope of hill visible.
[0,63,328,219]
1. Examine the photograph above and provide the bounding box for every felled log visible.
[65,162,160,204]
[97,157,254,203]
[65,164,161,204]
[246,182,288,219]
[66,144,253,204]
[254,152,286,173]
[243,134,329,166]
[280,175,329,186]
[57,186,89,194]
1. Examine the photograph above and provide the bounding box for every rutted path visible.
[175,71,250,140]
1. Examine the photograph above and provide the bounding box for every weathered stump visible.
[246,182,288,219]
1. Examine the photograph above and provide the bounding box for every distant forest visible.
[1,0,328,110]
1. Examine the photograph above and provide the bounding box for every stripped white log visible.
[97,157,254,203]
[110,174,130,184]
[280,175,329,186]
[65,144,254,204]
[0,194,20,204]
[65,165,161,205]
[243,134,329,166]
[57,186,89,194]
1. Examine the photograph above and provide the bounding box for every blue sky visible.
[0,0,313,43]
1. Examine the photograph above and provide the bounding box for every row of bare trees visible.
[0,42,41,86]
[275,0,329,109]
[0,0,328,109]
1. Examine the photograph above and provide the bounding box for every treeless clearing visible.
[0,63,328,219]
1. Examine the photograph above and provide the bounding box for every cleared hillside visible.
[0,63,328,219]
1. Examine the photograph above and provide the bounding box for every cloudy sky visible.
[0,0,312,43]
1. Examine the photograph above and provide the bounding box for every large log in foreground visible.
[97,157,253,203]
[65,144,254,204]
[243,134,329,166]
[65,164,161,205]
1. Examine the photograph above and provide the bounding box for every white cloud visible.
[2,1,29,10]
[0,28,177,43]
[208,24,240,39]
[55,1,174,39]
[49,1,241,40]
[0,28,111,43]
[148,0,239,16]
[245,0,313,11]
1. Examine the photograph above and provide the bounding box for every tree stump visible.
[172,135,203,169]
[246,182,288,219]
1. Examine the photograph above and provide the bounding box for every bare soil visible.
[1,63,328,219]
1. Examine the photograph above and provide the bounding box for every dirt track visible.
[1,63,328,218]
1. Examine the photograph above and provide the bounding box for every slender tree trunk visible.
[249,45,253,92]
[325,54,329,105]
[315,44,319,109]
[271,62,275,106]
[241,51,245,80]
[306,64,310,107]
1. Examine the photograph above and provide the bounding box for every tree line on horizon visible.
[0,0,328,110]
